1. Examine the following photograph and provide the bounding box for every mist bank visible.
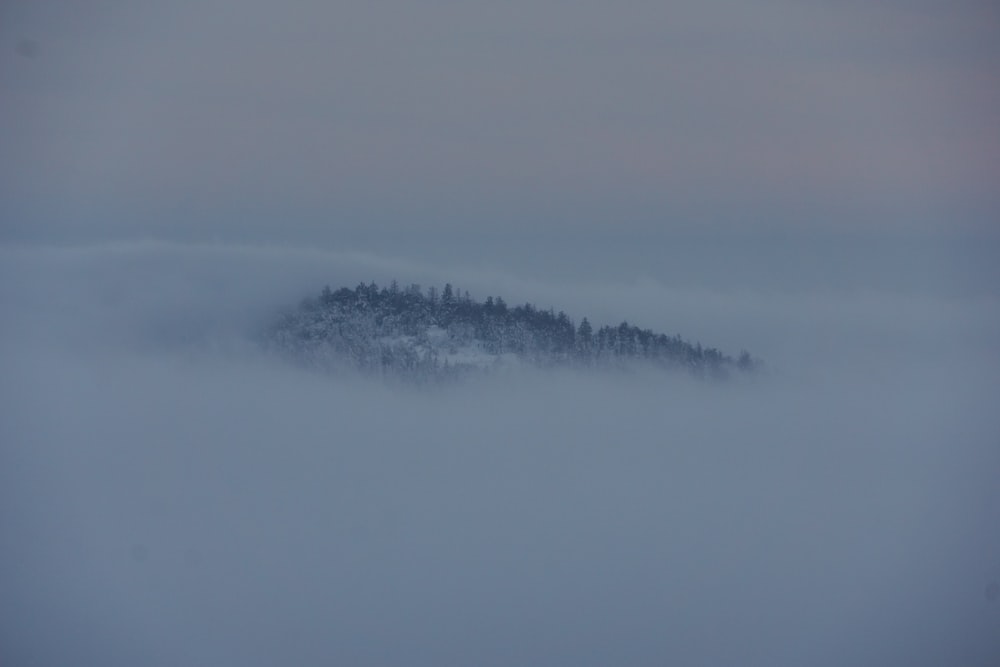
[2,241,999,666]
[2,239,997,371]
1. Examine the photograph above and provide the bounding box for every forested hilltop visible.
[267,281,759,381]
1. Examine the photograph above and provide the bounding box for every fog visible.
[2,1,999,661]
[2,242,998,666]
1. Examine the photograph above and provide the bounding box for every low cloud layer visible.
[2,242,998,665]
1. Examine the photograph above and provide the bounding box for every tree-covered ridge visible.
[267,281,758,380]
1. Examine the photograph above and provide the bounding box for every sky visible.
[2,2,1000,665]
[1,0,998,252]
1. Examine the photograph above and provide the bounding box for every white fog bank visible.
[2,242,998,666]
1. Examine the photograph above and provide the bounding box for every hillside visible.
[266,281,758,381]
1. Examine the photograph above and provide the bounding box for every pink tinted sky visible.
[0,0,997,241]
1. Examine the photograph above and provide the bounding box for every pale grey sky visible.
[1,0,997,247]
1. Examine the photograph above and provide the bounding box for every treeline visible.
[268,281,758,379]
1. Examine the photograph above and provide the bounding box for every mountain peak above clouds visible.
[266,280,760,382]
